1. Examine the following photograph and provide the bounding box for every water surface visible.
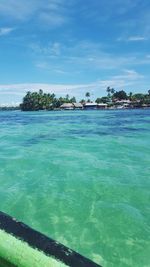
[0,109,150,267]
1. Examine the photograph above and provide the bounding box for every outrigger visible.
[0,211,102,267]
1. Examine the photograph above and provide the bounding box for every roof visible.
[84,102,97,106]
[60,103,74,108]
[73,103,83,108]
[115,100,131,104]
[97,103,107,106]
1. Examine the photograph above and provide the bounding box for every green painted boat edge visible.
[0,256,16,267]
[0,228,67,267]
[0,211,102,267]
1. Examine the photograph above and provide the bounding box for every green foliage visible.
[95,97,108,103]
[0,106,20,111]
[132,93,145,100]
[113,90,128,100]
[95,98,101,103]
[20,90,76,111]
[70,96,76,103]
[85,92,90,98]
[20,90,55,111]
[85,92,90,102]
[106,87,115,98]
[128,92,133,101]
[19,87,150,111]
[80,99,85,104]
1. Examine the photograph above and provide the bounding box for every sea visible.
[0,109,150,267]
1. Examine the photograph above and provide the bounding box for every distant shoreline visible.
[0,106,150,112]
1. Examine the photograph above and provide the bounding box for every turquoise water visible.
[0,109,150,267]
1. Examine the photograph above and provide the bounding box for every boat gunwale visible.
[0,211,102,267]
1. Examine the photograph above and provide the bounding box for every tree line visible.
[95,87,150,106]
[20,89,76,111]
[20,87,150,111]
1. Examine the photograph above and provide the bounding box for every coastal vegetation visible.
[1,88,150,111]
[20,89,77,111]
[0,106,20,111]
[19,88,150,111]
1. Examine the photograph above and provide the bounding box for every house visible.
[73,103,83,109]
[115,100,131,104]
[84,102,97,110]
[115,100,131,109]
[60,103,74,110]
[97,103,107,109]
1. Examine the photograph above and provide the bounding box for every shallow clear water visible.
[0,109,150,267]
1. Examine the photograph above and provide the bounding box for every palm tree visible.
[110,88,115,95]
[39,89,43,95]
[85,92,90,102]
[106,87,111,98]
[129,92,133,101]
[70,96,76,103]
[65,94,69,102]
[80,99,85,104]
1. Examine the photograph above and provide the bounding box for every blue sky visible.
[0,0,150,104]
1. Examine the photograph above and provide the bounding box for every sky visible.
[0,0,150,105]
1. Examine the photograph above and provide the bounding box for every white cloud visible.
[80,0,138,23]
[0,82,93,104]
[0,83,91,95]
[0,27,14,36]
[127,36,147,41]
[120,69,144,79]
[31,39,150,75]
[38,11,67,28]
[0,0,71,28]
[30,42,62,59]
[49,42,61,56]
[98,69,144,89]
[0,69,145,104]
[0,0,38,20]
[117,35,147,42]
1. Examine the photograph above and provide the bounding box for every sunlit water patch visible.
[0,109,150,267]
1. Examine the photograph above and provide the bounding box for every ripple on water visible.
[0,109,150,267]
